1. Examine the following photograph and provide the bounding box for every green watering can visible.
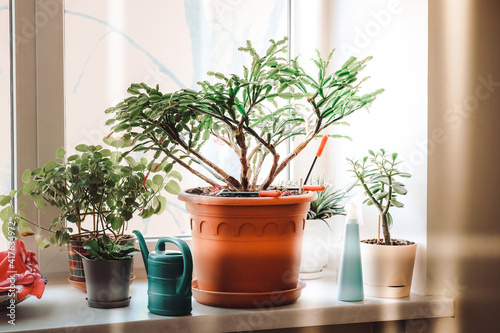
[133,230,193,316]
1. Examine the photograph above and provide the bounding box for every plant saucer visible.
[192,280,306,308]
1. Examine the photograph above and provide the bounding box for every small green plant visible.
[0,143,181,248]
[106,37,383,191]
[347,149,411,244]
[83,234,138,261]
[307,179,351,221]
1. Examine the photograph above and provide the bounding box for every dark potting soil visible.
[185,186,302,197]
[361,238,415,246]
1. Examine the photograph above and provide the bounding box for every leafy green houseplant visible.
[347,149,411,245]
[0,143,180,288]
[104,37,383,307]
[106,37,383,191]
[348,149,417,298]
[1,143,178,247]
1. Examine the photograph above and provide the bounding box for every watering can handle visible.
[156,238,193,296]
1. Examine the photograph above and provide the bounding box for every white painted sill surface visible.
[1,269,453,333]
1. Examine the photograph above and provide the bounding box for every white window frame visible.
[14,0,66,272]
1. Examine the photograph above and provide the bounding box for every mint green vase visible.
[337,221,364,302]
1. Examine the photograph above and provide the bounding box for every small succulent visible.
[307,178,351,221]
[347,149,411,244]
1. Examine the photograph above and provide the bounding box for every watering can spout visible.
[133,230,149,273]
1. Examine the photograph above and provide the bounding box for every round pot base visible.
[192,280,306,308]
[299,270,323,280]
[86,297,131,309]
[364,284,411,298]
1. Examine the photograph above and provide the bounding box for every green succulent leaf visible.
[43,160,59,172]
[152,174,163,186]
[110,216,123,230]
[56,147,66,159]
[75,144,88,152]
[164,180,181,195]
[168,170,183,181]
[22,169,32,183]
[0,206,13,222]
[393,184,408,195]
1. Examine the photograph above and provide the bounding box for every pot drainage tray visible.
[192,280,306,308]
[86,297,131,309]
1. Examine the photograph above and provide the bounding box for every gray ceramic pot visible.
[81,257,133,308]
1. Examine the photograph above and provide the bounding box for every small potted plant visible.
[347,149,416,298]
[80,234,138,308]
[106,37,383,307]
[0,143,179,290]
[300,178,351,279]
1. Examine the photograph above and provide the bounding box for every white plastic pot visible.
[360,241,417,298]
[299,219,333,279]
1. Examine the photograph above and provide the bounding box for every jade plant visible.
[106,37,383,191]
[0,143,181,248]
[347,149,411,244]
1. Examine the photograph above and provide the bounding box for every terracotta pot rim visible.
[178,188,317,206]
[360,239,417,247]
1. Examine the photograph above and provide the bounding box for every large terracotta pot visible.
[360,241,417,298]
[178,190,316,296]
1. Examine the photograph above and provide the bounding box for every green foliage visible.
[106,37,383,191]
[307,179,353,221]
[83,234,138,261]
[347,149,411,244]
[1,143,180,249]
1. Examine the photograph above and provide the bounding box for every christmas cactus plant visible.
[106,37,383,191]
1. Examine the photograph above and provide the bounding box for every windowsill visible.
[3,270,454,333]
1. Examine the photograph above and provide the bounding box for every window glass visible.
[64,0,427,242]
[64,0,288,237]
[0,0,12,249]
[293,0,427,245]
